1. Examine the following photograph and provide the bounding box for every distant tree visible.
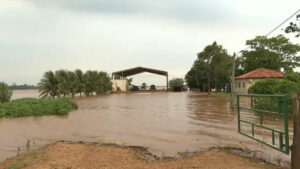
[285,14,300,37]
[0,82,12,103]
[38,71,58,99]
[150,84,156,91]
[141,83,146,90]
[127,78,133,85]
[239,35,300,73]
[169,78,184,91]
[9,83,38,90]
[185,42,232,91]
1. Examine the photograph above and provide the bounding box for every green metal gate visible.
[237,94,290,154]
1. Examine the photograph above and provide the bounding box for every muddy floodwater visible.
[0,91,292,166]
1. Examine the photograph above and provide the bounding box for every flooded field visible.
[0,90,292,166]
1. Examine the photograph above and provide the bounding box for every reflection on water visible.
[0,91,291,166]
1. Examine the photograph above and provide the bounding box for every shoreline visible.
[0,140,287,169]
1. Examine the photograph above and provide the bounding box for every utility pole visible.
[292,92,300,169]
[230,53,236,110]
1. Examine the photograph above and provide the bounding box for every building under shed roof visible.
[111,67,168,91]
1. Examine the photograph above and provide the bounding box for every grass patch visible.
[211,92,231,98]
[5,162,31,169]
[0,98,77,118]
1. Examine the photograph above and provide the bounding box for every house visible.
[234,68,284,94]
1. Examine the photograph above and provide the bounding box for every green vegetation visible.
[236,35,300,75]
[169,78,185,91]
[249,72,300,114]
[185,42,232,92]
[0,98,77,118]
[0,82,13,103]
[285,14,300,37]
[5,162,31,169]
[141,82,146,90]
[211,93,231,97]
[9,83,38,90]
[38,69,112,98]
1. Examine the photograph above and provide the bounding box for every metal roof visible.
[112,67,168,77]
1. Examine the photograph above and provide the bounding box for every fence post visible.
[292,92,300,169]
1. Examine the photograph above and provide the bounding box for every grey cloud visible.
[26,0,236,23]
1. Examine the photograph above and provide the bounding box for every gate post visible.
[292,92,300,169]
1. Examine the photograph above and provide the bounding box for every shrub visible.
[150,85,156,91]
[0,98,77,118]
[248,73,300,114]
[248,79,280,94]
[0,82,12,103]
[169,78,184,91]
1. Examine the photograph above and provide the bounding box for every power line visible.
[236,8,300,55]
[265,8,300,37]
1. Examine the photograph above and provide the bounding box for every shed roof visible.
[235,68,284,80]
[112,67,168,77]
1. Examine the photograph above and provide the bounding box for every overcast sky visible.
[0,0,299,86]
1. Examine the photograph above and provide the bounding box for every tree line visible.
[38,69,112,98]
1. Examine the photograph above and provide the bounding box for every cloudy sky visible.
[0,0,299,86]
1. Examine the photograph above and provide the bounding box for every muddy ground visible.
[0,142,286,169]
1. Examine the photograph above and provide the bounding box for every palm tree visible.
[74,69,85,97]
[55,70,70,97]
[67,71,77,97]
[38,71,58,99]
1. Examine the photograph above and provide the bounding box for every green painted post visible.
[292,92,300,169]
[279,133,283,150]
[237,95,240,133]
[252,124,254,137]
[284,96,289,154]
[272,130,275,145]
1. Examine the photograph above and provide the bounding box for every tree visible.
[141,83,146,90]
[185,42,232,91]
[38,71,58,99]
[169,78,184,91]
[0,82,12,103]
[55,70,71,97]
[239,35,300,73]
[38,69,112,98]
[285,14,300,37]
[74,69,85,97]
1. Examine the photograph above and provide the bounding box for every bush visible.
[0,98,77,118]
[169,78,184,91]
[248,79,280,94]
[150,85,156,91]
[0,82,12,103]
[248,73,300,114]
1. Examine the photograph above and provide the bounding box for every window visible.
[238,82,241,88]
[243,82,245,88]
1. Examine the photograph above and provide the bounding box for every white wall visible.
[111,79,129,91]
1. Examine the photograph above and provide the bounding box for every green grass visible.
[211,92,231,98]
[0,98,77,118]
[5,162,31,169]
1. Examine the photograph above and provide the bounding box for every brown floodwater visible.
[0,90,292,166]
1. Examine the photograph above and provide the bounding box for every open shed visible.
[112,67,169,91]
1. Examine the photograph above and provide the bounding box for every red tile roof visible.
[235,68,284,80]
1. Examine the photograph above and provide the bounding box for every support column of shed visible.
[166,74,168,91]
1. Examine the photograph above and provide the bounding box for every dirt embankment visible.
[0,142,286,169]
